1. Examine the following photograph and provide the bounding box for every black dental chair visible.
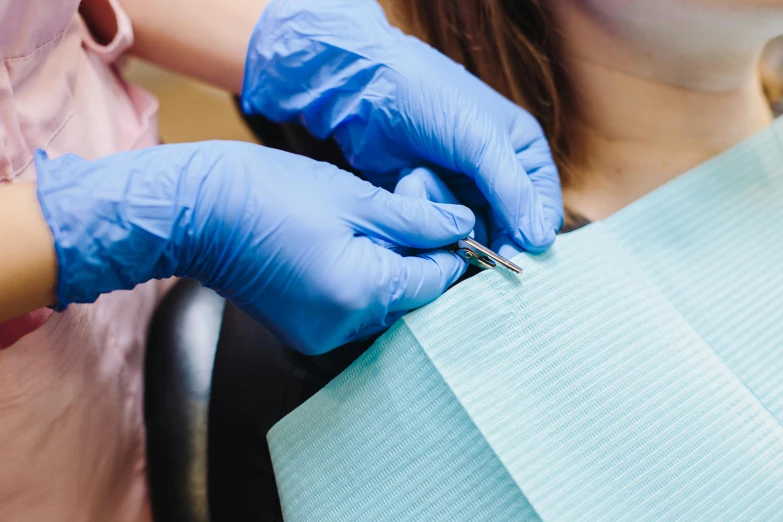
[144,277,299,522]
[143,113,371,522]
[145,280,371,522]
[144,279,224,522]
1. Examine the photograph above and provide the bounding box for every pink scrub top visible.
[0,1,164,520]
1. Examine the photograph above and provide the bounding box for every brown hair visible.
[397,2,783,191]
[397,0,575,184]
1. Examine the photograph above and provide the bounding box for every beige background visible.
[123,58,257,144]
[125,40,783,145]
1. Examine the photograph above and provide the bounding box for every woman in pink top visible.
[0,0,561,519]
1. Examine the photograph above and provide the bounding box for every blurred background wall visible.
[123,59,257,144]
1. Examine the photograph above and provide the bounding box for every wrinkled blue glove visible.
[241,0,564,258]
[394,167,483,252]
[35,142,474,355]
[395,167,522,263]
[395,168,463,214]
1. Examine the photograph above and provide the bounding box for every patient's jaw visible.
[551,0,783,91]
[549,0,783,221]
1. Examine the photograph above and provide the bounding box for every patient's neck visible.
[556,17,775,221]
[564,63,773,221]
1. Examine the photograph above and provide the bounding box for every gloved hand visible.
[393,167,477,252]
[395,168,531,274]
[241,0,564,258]
[35,142,474,355]
[395,168,462,213]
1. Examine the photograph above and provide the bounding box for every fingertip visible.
[394,168,429,199]
[434,202,475,239]
[546,207,566,234]
[507,195,558,253]
[395,167,462,206]
[388,168,474,244]
[396,167,415,183]
[515,225,557,253]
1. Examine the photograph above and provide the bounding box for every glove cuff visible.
[35,147,202,310]
[35,150,97,310]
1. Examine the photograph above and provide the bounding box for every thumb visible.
[396,166,492,247]
[395,167,461,204]
[352,183,474,249]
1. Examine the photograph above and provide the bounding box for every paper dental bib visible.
[268,118,783,521]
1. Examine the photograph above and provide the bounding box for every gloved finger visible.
[395,167,461,205]
[398,167,491,247]
[373,167,465,255]
[352,186,475,249]
[462,110,558,253]
[511,116,565,234]
[370,166,458,253]
[372,167,477,256]
[398,37,563,240]
[384,248,466,312]
[489,213,524,261]
[386,167,470,256]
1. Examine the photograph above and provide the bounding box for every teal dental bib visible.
[268,118,783,521]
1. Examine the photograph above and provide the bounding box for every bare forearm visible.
[0,184,57,322]
[115,0,269,93]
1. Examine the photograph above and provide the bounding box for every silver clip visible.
[449,237,522,274]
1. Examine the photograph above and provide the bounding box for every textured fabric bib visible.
[269,117,783,521]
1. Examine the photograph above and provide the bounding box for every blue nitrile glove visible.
[395,168,462,214]
[375,167,471,264]
[241,0,564,258]
[34,142,474,355]
[395,168,532,274]
[393,167,477,253]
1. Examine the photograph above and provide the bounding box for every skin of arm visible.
[81,0,270,94]
[0,184,57,321]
